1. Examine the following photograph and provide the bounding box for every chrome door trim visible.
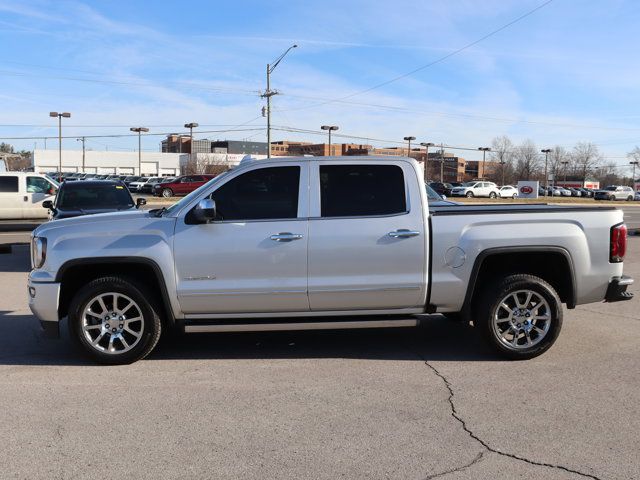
[308,286,421,294]
[179,290,307,297]
[185,318,419,333]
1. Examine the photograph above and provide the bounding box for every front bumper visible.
[28,279,61,338]
[604,275,634,302]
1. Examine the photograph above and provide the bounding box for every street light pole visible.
[478,147,491,180]
[77,137,86,172]
[130,127,149,175]
[262,44,297,159]
[404,136,416,157]
[49,112,70,180]
[541,148,552,196]
[440,144,445,182]
[184,122,199,167]
[321,125,339,156]
[420,142,434,182]
[500,161,506,186]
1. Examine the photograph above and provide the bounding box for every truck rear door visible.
[307,160,427,311]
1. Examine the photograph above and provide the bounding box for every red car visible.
[152,175,216,198]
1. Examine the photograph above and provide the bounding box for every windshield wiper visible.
[149,207,166,217]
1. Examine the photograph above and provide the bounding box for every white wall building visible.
[33,149,186,176]
[181,152,268,171]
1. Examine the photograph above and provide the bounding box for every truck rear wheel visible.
[68,276,162,364]
[476,274,562,360]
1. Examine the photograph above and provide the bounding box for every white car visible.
[128,177,150,192]
[451,181,500,198]
[499,185,519,199]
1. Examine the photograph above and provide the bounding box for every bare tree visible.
[628,146,640,185]
[548,146,568,185]
[572,142,602,183]
[489,135,515,184]
[514,139,540,180]
[184,154,232,175]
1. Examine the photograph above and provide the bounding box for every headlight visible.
[31,236,47,269]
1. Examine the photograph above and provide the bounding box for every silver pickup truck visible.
[27,156,633,364]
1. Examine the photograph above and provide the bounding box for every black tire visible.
[466,191,474,198]
[489,192,497,199]
[475,274,563,360]
[512,193,517,199]
[609,195,615,201]
[162,188,174,198]
[627,196,633,201]
[68,276,162,365]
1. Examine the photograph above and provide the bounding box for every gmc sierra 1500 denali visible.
[28,156,634,364]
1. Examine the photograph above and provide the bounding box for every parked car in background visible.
[136,177,165,193]
[578,187,593,197]
[451,181,500,198]
[428,182,453,197]
[550,186,571,197]
[42,180,145,220]
[594,186,635,201]
[0,172,58,219]
[634,191,640,201]
[425,183,459,206]
[567,187,582,197]
[127,177,149,191]
[122,176,142,188]
[498,185,518,198]
[152,174,216,198]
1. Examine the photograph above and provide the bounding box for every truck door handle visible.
[270,232,304,242]
[388,229,420,238]
[24,196,28,202]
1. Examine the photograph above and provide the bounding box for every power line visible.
[0,127,265,141]
[280,0,555,112]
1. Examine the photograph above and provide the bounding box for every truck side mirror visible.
[42,200,53,209]
[193,199,217,223]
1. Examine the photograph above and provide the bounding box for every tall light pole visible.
[321,125,339,156]
[262,44,297,159]
[130,127,149,175]
[404,136,416,157]
[439,143,445,182]
[561,160,569,184]
[420,142,434,182]
[184,122,199,167]
[478,147,491,180]
[541,148,552,196]
[630,161,639,191]
[76,136,86,172]
[500,160,506,186]
[49,112,70,179]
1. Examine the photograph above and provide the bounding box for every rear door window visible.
[319,164,406,217]
[0,176,19,192]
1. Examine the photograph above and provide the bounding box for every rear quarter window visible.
[0,176,19,193]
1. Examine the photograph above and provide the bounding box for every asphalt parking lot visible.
[0,237,638,479]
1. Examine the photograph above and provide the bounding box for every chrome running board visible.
[184,318,419,333]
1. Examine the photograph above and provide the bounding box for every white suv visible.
[451,181,500,198]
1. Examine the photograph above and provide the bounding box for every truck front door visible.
[174,164,309,314]
[307,161,427,311]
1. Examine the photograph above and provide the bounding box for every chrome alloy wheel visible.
[82,292,144,354]
[492,289,551,349]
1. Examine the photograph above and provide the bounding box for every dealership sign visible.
[517,181,539,199]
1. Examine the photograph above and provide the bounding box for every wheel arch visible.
[56,257,176,328]
[462,246,577,318]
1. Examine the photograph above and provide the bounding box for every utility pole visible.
[630,160,639,191]
[77,137,86,172]
[478,147,491,180]
[440,144,445,182]
[403,136,416,157]
[49,112,70,180]
[562,161,569,184]
[541,148,552,196]
[321,125,339,156]
[184,122,199,168]
[420,142,434,182]
[262,44,297,159]
[130,127,149,175]
[500,161,506,186]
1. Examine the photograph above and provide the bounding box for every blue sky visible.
[1,0,639,168]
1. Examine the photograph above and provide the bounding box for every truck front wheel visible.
[476,274,562,360]
[68,276,162,364]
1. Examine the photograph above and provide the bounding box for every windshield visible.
[163,171,232,215]
[604,186,616,191]
[462,182,477,187]
[57,184,134,209]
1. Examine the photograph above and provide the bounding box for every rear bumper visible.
[28,279,61,338]
[604,275,634,302]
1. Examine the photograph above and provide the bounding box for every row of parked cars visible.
[429,181,640,201]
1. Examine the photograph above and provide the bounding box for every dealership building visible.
[32,149,185,176]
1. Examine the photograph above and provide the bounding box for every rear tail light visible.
[610,223,627,263]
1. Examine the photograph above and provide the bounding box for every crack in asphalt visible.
[423,451,484,480]
[421,359,604,480]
